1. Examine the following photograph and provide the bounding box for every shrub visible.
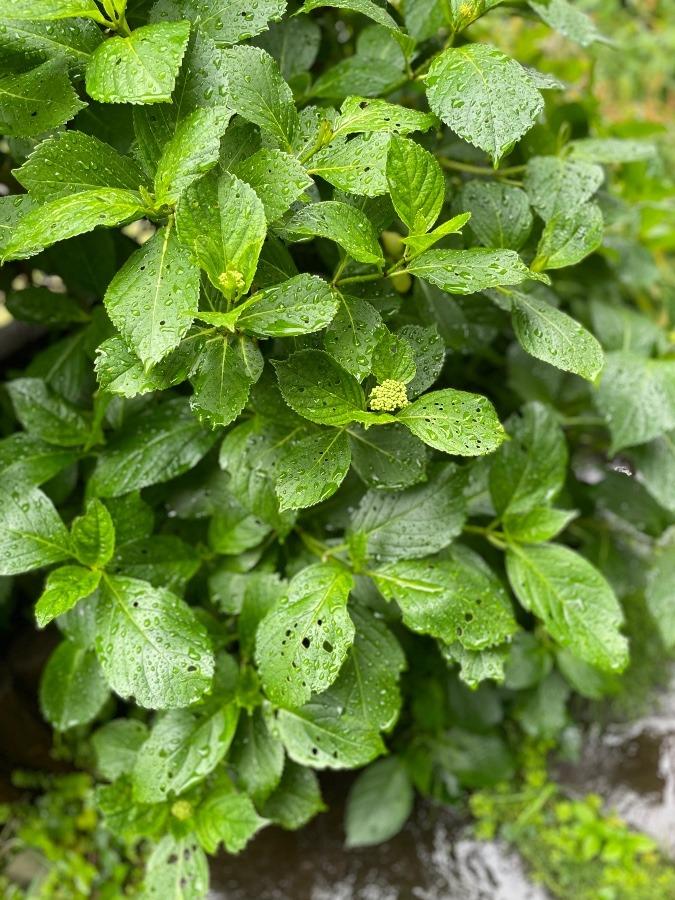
[0,0,673,895]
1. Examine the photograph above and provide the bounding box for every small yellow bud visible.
[218,270,245,298]
[368,379,409,412]
[171,799,194,821]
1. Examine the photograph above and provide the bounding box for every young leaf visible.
[0,57,85,137]
[70,498,115,568]
[236,274,339,338]
[234,149,312,222]
[0,481,71,575]
[95,574,214,708]
[407,248,535,294]
[426,44,543,164]
[96,778,168,842]
[86,22,191,104]
[189,334,263,429]
[401,212,471,257]
[371,330,416,384]
[505,543,629,673]
[396,388,504,456]
[344,757,413,847]
[334,96,436,138]
[6,377,92,446]
[15,131,148,202]
[176,170,266,300]
[261,761,325,830]
[281,201,384,266]
[274,429,349,511]
[461,182,532,250]
[256,562,355,708]
[154,107,232,206]
[222,45,299,149]
[398,324,445,398]
[489,401,568,517]
[373,547,517,650]
[90,398,218,497]
[132,705,239,803]
[104,223,199,367]
[275,350,366,426]
[35,565,101,627]
[349,464,466,563]
[524,155,604,222]
[509,288,604,380]
[324,294,385,381]
[386,135,444,234]
[348,423,427,490]
[39,640,109,731]
[2,189,144,261]
[194,779,268,854]
[533,202,603,271]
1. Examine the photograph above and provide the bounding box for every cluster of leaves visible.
[470,743,675,900]
[0,0,673,895]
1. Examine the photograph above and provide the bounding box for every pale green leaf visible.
[261,760,325,829]
[528,0,605,46]
[0,57,85,136]
[151,0,286,46]
[386,135,444,234]
[143,836,209,900]
[194,780,268,854]
[310,133,390,197]
[502,507,578,543]
[407,248,534,294]
[524,155,604,222]
[301,0,400,31]
[334,96,436,138]
[92,719,149,781]
[371,330,416,384]
[0,0,103,20]
[533,202,604,271]
[35,565,101,627]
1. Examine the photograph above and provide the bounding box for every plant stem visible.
[438,157,527,177]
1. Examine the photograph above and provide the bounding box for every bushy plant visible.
[0,0,673,894]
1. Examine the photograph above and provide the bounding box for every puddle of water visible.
[209,774,549,900]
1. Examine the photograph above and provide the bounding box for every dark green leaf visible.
[0,57,85,137]
[275,429,351,511]
[344,757,413,847]
[275,350,366,426]
[0,481,70,575]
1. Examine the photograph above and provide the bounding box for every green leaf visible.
[276,429,351,511]
[254,16,321,81]
[426,44,543,164]
[152,0,286,46]
[503,507,577,543]
[235,274,339,338]
[567,138,656,164]
[229,708,285,801]
[0,434,77,486]
[110,535,200,593]
[189,334,263,429]
[261,760,325,830]
[334,96,436,138]
[524,155,604,222]
[281,201,384,266]
[86,22,190,104]
[461,182,532,250]
[92,719,149,781]
[39,640,109,731]
[349,463,466,562]
[556,649,619,701]
[505,543,629,672]
[396,388,504,456]
[0,480,70,575]
[310,133,390,197]
[533,202,603,271]
[133,705,239,802]
[0,57,85,137]
[96,778,168,842]
[348,423,427,490]
[6,377,92,446]
[594,352,675,453]
[222,45,298,149]
[95,574,214,708]
[15,131,147,202]
[90,398,218,497]
[143,836,209,900]
[256,562,355,708]
[234,148,312,222]
[503,632,552,690]
[646,537,675,649]
[0,195,37,257]
[344,757,413,847]
[371,330,416,384]
[176,170,266,300]
[301,0,400,31]
[407,249,535,294]
[208,498,271,556]
[194,779,268,854]
[386,135,444,235]
[94,336,191,398]
[0,0,103,19]
[326,602,405,730]
[0,17,103,73]
[373,546,517,650]
[509,288,604,380]
[5,287,89,325]
[275,350,366,426]
[154,107,232,206]
[271,695,385,768]
[441,642,508,689]
[35,565,101,627]
[489,401,567,517]
[324,295,384,381]
[2,189,144,261]
[104,226,200,368]
[398,324,445,398]
[629,431,675,514]
[528,0,605,47]
[443,0,505,31]
[70,498,115,568]
[401,212,471,257]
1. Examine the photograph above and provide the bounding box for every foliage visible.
[0,0,673,895]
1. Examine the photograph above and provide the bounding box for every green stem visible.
[438,158,527,177]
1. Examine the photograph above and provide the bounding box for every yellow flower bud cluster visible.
[171,799,194,821]
[368,379,409,412]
